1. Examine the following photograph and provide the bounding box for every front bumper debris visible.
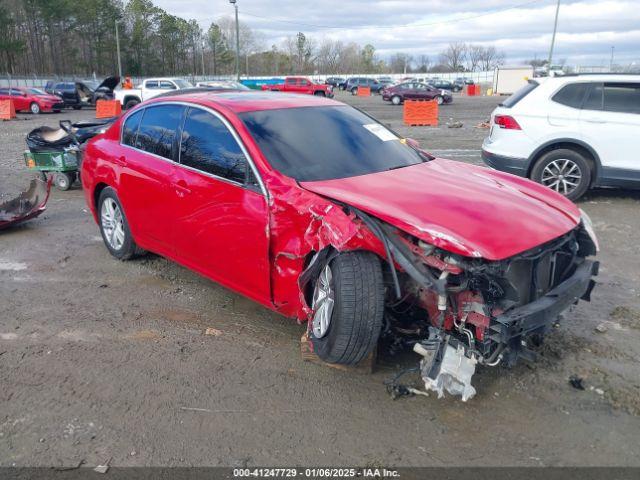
[0,177,51,230]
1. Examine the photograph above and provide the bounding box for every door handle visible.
[113,155,127,166]
[175,180,191,197]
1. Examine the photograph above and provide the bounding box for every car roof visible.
[147,90,344,113]
[544,73,640,84]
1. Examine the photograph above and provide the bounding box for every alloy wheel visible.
[30,102,40,114]
[541,159,582,196]
[101,198,126,251]
[311,264,335,338]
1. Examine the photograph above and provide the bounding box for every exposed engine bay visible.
[351,208,599,401]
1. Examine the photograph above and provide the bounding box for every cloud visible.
[152,0,640,65]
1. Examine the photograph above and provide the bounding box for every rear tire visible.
[351,87,358,95]
[98,187,143,260]
[30,102,41,114]
[391,95,402,105]
[309,251,384,365]
[314,91,325,96]
[73,105,82,110]
[531,148,592,201]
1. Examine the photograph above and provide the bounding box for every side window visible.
[286,78,296,85]
[135,105,184,160]
[160,81,177,90]
[122,110,143,147]
[145,80,159,89]
[582,83,603,111]
[0,89,8,95]
[552,83,590,108]
[603,83,640,114]
[179,107,248,184]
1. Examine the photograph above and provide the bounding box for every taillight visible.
[494,114,521,130]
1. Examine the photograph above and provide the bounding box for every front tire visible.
[531,148,592,200]
[309,251,384,365]
[314,91,326,97]
[435,95,444,105]
[98,187,142,260]
[351,87,358,95]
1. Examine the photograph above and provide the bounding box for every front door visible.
[171,106,271,305]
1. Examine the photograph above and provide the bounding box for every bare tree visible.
[416,54,431,73]
[388,53,413,74]
[479,46,506,71]
[440,42,467,71]
[467,44,484,72]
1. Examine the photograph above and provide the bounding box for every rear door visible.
[579,82,640,171]
[118,104,185,253]
[172,106,271,304]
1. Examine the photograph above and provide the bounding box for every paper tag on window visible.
[363,123,397,142]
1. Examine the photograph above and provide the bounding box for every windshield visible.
[28,88,46,95]
[83,81,99,90]
[239,106,428,182]
[174,79,193,89]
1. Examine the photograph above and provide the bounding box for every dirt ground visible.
[1,92,639,468]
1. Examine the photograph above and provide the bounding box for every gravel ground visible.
[1,93,639,468]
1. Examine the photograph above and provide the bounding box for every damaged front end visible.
[353,208,599,401]
[0,177,51,230]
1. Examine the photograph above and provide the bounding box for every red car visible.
[382,81,453,105]
[81,91,598,399]
[261,76,333,97]
[0,87,64,114]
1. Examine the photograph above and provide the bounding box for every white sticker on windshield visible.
[363,123,397,142]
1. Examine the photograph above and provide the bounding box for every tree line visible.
[0,0,506,77]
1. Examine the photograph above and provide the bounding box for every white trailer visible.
[492,67,535,95]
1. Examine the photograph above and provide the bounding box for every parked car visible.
[196,80,250,90]
[376,78,394,89]
[80,91,598,399]
[114,77,193,110]
[45,81,92,109]
[482,74,640,200]
[325,77,345,88]
[345,77,384,95]
[261,77,333,97]
[429,79,455,91]
[381,82,453,105]
[44,76,120,109]
[0,87,63,114]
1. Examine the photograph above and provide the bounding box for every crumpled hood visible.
[300,159,581,260]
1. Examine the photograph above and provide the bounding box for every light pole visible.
[547,0,561,71]
[229,0,240,81]
[610,46,615,71]
[115,20,122,79]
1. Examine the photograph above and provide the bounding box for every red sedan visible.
[81,91,598,399]
[0,87,64,114]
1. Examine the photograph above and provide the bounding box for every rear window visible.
[500,80,539,108]
[135,105,184,160]
[552,83,590,108]
[239,105,428,182]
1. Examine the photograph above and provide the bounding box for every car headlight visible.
[580,208,599,252]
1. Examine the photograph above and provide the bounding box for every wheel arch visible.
[527,139,601,186]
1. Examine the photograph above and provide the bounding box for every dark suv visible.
[345,77,383,95]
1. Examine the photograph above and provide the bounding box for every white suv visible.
[482,74,640,200]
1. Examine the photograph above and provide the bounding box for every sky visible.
[153,0,640,67]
